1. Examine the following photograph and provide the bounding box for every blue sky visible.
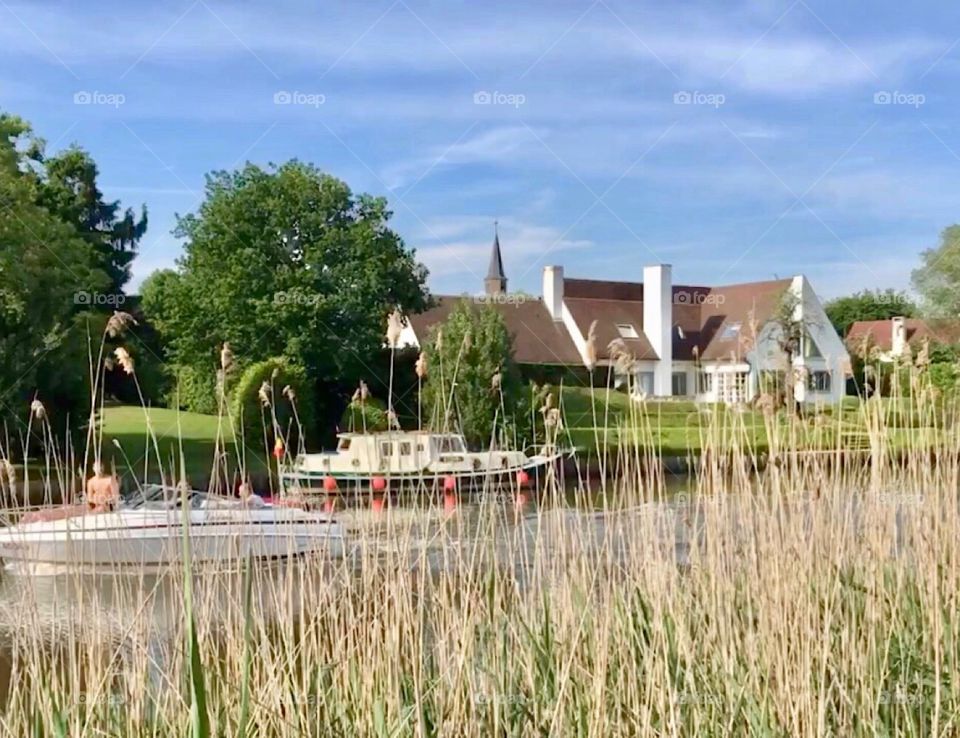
[1,0,958,299]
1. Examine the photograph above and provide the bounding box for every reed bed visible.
[0,365,959,735]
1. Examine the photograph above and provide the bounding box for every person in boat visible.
[238,479,265,508]
[86,463,120,511]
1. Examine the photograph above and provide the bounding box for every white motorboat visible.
[0,485,345,568]
[280,430,566,492]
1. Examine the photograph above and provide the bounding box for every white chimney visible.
[643,264,673,396]
[543,265,564,321]
[891,316,906,355]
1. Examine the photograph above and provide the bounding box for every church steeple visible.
[484,221,507,296]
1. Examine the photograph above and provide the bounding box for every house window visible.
[696,371,712,395]
[637,371,654,395]
[380,442,393,457]
[808,370,831,392]
[716,371,748,404]
[802,330,823,358]
[719,322,741,340]
[671,372,688,396]
[399,442,412,456]
[616,323,639,339]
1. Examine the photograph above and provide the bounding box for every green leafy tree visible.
[912,225,960,317]
[824,289,917,337]
[420,301,528,448]
[142,161,429,436]
[1,113,146,294]
[0,116,107,428]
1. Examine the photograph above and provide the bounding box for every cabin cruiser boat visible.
[279,430,566,492]
[0,485,345,568]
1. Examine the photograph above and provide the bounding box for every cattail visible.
[351,387,361,404]
[387,409,400,430]
[359,381,370,402]
[283,385,296,402]
[540,393,554,415]
[491,370,502,392]
[585,320,598,371]
[607,338,636,376]
[435,328,443,352]
[258,381,271,408]
[386,309,404,349]
[462,330,472,352]
[2,459,15,490]
[104,356,116,371]
[106,310,137,338]
[415,352,428,379]
[30,399,45,420]
[220,342,234,374]
[544,407,562,429]
[915,339,930,370]
[114,347,135,375]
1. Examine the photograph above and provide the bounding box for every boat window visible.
[437,436,465,453]
[399,442,412,456]
[338,438,351,451]
[380,442,393,457]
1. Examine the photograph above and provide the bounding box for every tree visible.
[0,113,147,295]
[824,289,917,337]
[419,301,529,449]
[912,225,960,317]
[0,116,108,429]
[142,161,429,437]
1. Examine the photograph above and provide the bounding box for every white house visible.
[405,228,850,405]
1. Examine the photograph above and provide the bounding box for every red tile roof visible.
[846,318,960,351]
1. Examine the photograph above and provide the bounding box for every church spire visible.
[485,220,507,296]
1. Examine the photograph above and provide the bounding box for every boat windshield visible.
[124,484,207,510]
[435,435,465,454]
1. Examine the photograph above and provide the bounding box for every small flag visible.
[273,437,285,459]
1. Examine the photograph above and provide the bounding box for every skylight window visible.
[719,322,741,340]
[616,323,639,339]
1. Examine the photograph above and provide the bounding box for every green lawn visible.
[100,405,272,484]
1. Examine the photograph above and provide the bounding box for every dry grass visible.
[0,360,959,736]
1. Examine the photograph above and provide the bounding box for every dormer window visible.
[616,323,639,339]
[720,322,741,340]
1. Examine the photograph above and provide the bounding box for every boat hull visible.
[0,513,345,567]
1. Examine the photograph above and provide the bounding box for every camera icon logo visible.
[273,90,292,105]
[73,91,92,105]
[873,91,891,105]
[673,91,692,105]
[473,90,492,105]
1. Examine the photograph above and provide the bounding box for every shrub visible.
[229,357,315,452]
[340,397,389,432]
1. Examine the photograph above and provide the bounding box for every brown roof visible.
[558,278,791,361]
[846,318,960,351]
[408,296,582,365]
[564,296,656,359]
[411,276,797,367]
[697,278,793,360]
